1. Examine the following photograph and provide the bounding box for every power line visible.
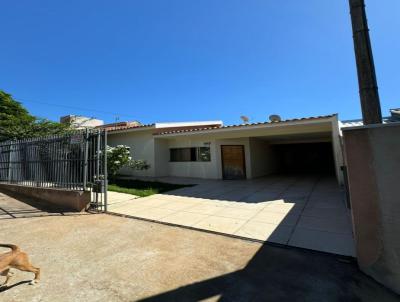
[18,97,139,120]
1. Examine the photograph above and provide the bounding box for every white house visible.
[106,114,346,185]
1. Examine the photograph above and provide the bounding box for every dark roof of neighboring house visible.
[154,114,337,136]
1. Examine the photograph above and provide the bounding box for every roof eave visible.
[107,124,156,134]
[154,115,337,138]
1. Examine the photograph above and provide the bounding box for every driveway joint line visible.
[285,176,321,245]
[234,176,303,237]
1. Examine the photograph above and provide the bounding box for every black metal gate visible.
[0,129,108,211]
[84,129,108,211]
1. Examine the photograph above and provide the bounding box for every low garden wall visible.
[0,183,90,212]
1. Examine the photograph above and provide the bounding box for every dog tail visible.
[0,244,20,253]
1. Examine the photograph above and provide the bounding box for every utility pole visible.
[348,0,382,124]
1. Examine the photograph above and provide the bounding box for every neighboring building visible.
[339,108,400,129]
[97,120,142,131]
[60,115,104,129]
[107,115,346,184]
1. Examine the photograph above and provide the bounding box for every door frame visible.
[220,145,246,180]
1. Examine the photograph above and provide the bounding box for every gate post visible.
[83,129,89,190]
[103,130,108,212]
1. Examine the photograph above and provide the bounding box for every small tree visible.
[0,90,70,141]
[107,145,149,179]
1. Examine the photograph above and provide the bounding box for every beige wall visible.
[343,123,400,294]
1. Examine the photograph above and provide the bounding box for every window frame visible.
[169,147,211,162]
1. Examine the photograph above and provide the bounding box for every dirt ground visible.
[0,192,398,302]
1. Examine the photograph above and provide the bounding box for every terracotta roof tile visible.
[104,123,155,132]
[154,114,336,136]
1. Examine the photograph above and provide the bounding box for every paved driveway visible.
[108,175,355,256]
[0,193,397,302]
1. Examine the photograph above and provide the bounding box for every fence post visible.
[83,129,89,190]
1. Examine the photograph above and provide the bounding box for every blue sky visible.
[1,1,399,125]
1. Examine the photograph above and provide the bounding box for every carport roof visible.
[154,114,337,136]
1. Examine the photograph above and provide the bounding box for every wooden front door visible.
[221,145,246,180]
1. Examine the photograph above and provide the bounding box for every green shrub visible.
[107,145,149,178]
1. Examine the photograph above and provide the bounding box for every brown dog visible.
[0,244,40,287]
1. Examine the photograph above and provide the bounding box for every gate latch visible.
[92,180,105,193]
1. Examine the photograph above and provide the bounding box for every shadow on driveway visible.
[138,242,397,302]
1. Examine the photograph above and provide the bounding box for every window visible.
[197,147,211,161]
[170,148,196,162]
[170,147,211,162]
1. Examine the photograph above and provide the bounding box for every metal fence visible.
[0,129,108,210]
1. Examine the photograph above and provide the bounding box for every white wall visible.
[108,132,253,180]
[164,137,252,179]
[166,138,219,179]
[107,130,156,177]
[249,138,277,178]
[332,117,345,185]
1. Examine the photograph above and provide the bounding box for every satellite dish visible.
[240,115,249,124]
[269,114,281,123]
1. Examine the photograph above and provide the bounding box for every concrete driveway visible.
[108,175,355,256]
[0,192,397,302]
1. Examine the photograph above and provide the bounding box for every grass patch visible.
[108,179,193,197]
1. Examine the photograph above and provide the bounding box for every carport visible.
[272,142,335,175]
[249,133,336,178]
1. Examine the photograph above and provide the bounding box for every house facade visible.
[106,115,345,184]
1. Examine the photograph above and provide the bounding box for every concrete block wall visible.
[0,184,90,212]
